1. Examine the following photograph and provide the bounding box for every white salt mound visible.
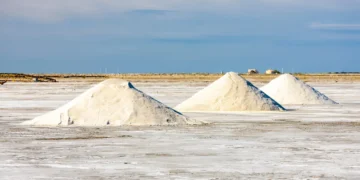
[260,74,337,105]
[23,79,203,126]
[175,72,285,112]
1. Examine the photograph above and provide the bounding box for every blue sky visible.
[1,0,360,73]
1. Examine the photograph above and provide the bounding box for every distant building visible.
[265,69,281,75]
[248,69,259,75]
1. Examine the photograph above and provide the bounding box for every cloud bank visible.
[1,0,360,22]
[310,23,360,31]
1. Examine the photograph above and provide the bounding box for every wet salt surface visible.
[1,81,360,179]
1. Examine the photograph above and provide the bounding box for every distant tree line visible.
[328,72,360,74]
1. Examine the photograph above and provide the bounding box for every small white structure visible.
[265,69,279,75]
[247,69,259,75]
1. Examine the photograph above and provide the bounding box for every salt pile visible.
[23,79,203,126]
[260,74,337,105]
[175,72,285,112]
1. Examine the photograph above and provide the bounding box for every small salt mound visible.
[260,74,337,105]
[175,72,285,112]
[23,79,203,126]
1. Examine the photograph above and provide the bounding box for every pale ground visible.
[1,81,360,179]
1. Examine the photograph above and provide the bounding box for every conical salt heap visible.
[175,72,285,112]
[23,79,203,126]
[260,74,337,105]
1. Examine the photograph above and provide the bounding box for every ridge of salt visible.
[23,79,204,126]
[260,74,337,105]
[175,72,285,112]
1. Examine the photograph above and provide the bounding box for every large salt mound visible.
[260,74,337,105]
[175,72,285,112]
[23,79,203,126]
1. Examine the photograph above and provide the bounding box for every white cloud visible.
[0,0,168,21]
[1,0,360,22]
[310,23,360,30]
[260,0,360,9]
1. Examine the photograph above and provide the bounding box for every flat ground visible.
[1,81,360,179]
[2,73,360,83]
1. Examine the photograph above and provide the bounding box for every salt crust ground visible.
[22,79,202,126]
[1,81,360,179]
[261,74,338,105]
[175,72,285,112]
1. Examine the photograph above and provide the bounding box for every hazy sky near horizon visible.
[1,0,360,73]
